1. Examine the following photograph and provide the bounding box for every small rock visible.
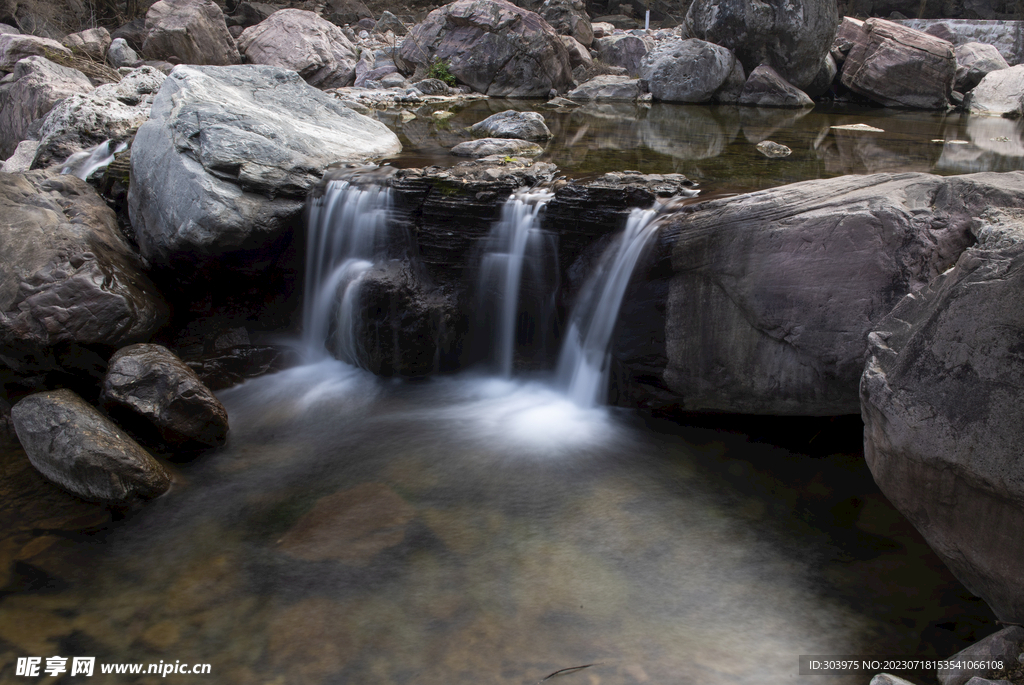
[831,123,884,132]
[107,37,141,68]
[11,389,172,507]
[471,110,551,141]
[0,140,39,172]
[450,138,544,157]
[545,96,579,107]
[756,140,791,158]
[738,65,814,108]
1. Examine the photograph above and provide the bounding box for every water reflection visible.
[382,100,1024,194]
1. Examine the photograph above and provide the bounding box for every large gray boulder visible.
[128,64,401,274]
[0,33,71,71]
[471,109,551,140]
[681,0,838,91]
[593,34,649,76]
[538,0,592,47]
[31,66,165,169]
[840,18,955,110]
[967,65,1024,117]
[0,55,93,159]
[102,343,229,449]
[237,9,359,89]
[567,74,641,101]
[62,27,111,62]
[11,389,171,507]
[955,42,1009,92]
[737,64,813,108]
[638,171,1024,415]
[641,38,744,104]
[862,198,1024,623]
[396,0,573,97]
[142,0,240,65]
[0,171,168,374]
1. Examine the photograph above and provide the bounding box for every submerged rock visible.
[128,64,401,275]
[102,343,229,449]
[450,138,544,157]
[755,140,791,158]
[11,389,172,507]
[862,204,1024,623]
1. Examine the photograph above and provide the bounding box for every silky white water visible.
[60,139,127,180]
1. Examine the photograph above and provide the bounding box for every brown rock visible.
[0,33,70,70]
[841,18,955,109]
[142,0,240,65]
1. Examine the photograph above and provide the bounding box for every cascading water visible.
[556,207,661,408]
[61,140,127,180]
[476,190,558,377]
[302,173,394,364]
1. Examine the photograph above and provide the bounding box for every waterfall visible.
[477,190,558,377]
[61,140,127,180]
[556,207,661,408]
[303,176,394,364]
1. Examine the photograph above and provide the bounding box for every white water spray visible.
[477,189,557,377]
[303,177,394,363]
[61,140,127,180]
[556,207,661,408]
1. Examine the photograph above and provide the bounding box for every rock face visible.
[470,110,551,140]
[102,343,229,448]
[31,66,165,169]
[0,171,168,375]
[967,65,1024,117]
[861,196,1024,623]
[840,18,955,109]
[593,34,649,76]
[738,64,814,108]
[627,172,1024,415]
[538,0,592,47]
[955,42,1009,92]
[128,64,401,274]
[11,389,171,506]
[62,27,111,62]
[450,138,544,157]
[237,9,358,89]
[0,56,93,159]
[682,0,838,91]
[0,33,71,70]
[396,0,573,97]
[567,74,641,101]
[641,38,743,104]
[142,0,240,65]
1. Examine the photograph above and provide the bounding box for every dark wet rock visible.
[324,0,373,27]
[641,38,743,104]
[567,74,641,101]
[11,388,171,507]
[142,0,240,65]
[737,65,813,108]
[395,0,573,97]
[31,66,165,169]
[682,0,839,91]
[755,140,791,157]
[237,9,358,89]
[471,110,551,140]
[185,345,284,391]
[593,33,648,76]
[374,10,406,36]
[805,53,838,98]
[128,64,401,276]
[62,27,110,62]
[620,171,1024,415]
[955,42,1008,93]
[939,628,1024,685]
[277,483,416,565]
[225,1,274,29]
[107,37,141,68]
[0,33,71,71]
[0,55,92,159]
[355,260,460,377]
[0,170,168,376]
[862,205,1024,624]
[111,17,147,52]
[840,18,955,110]
[967,65,1024,117]
[101,343,229,449]
[538,0,592,47]
[450,138,544,157]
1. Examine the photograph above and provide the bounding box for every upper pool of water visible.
[380,100,1024,197]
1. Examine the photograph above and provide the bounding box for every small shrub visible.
[428,58,457,87]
